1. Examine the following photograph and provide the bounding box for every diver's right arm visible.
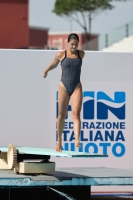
[43,52,61,78]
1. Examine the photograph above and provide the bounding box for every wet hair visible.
[67,33,79,42]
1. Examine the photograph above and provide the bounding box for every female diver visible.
[43,33,85,152]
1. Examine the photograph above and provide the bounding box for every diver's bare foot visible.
[75,135,81,148]
[75,140,81,148]
[75,137,81,148]
[56,142,62,152]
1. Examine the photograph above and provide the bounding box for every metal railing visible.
[98,19,133,50]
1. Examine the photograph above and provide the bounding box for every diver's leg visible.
[56,82,70,152]
[70,83,83,147]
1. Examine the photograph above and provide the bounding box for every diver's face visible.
[68,39,79,52]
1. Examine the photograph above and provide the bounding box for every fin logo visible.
[56,91,126,120]
[83,91,125,120]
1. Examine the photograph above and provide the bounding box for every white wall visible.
[0,50,133,168]
[1,49,133,192]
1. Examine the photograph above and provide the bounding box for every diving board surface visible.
[0,146,108,158]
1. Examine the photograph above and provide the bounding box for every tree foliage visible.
[53,0,114,16]
[53,0,130,47]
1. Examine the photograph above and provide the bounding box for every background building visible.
[0,0,133,51]
[0,0,98,50]
[29,26,48,49]
[0,0,48,49]
[48,32,98,50]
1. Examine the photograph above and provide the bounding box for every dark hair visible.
[67,33,79,42]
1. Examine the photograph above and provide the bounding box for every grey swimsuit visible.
[61,50,82,96]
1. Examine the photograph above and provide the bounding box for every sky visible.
[29,0,133,35]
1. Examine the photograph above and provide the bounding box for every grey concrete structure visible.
[1,167,133,199]
[0,167,133,186]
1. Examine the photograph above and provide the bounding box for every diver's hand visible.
[43,71,48,78]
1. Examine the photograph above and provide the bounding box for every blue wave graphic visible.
[97,102,125,119]
[83,91,94,98]
[97,92,125,103]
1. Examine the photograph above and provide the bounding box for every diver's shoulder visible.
[78,50,85,59]
[55,51,65,61]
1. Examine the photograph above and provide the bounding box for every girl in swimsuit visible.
[43,33,85,152]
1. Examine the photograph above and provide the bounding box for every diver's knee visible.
[58,113,66,120]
